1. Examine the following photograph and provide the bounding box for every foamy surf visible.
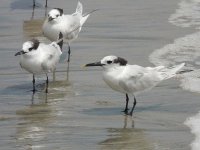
[169,0,200,28]
[150,0,200,149]
[149,31,200,92]
[150,0,200,91]
[185,112,200,150]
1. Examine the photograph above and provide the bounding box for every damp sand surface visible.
[0,0,199,149]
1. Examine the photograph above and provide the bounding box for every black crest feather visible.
[114,57,128,66]
[30,39,40,49]
[54,8,63,16]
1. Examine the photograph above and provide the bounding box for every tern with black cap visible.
[15,33,63,93]
[85,55,185,116]
[42,1,97,63]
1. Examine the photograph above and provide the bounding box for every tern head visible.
[47,8,63,22]
[15,39,40,56]
[84,55,128,69]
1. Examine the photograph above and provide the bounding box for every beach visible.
[0,0,200,149]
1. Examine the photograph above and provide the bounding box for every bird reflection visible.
[66,62,70,81]
[99,116,153,150]
[31,90,47,104]
[33,0,48,8]
[23,0,48,38]
[31,3,48,20]
[15,95,51,149]
[31,91,35,104]
[31,79,72,103]
[123,115,134,129]
[32,0,48,18]
[31,4,35,20]
[15,79,74,149]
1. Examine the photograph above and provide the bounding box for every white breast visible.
[102,67,127,94]
[20,51,43,74]
[42,15,81,42]
[20,43,62,74]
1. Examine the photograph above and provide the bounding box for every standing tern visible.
[43,1,94,62]
[15,33,63,93]
[84,55,185,116]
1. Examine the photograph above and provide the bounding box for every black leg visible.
[45,74,48,93]
[129,95,137,116]
[31,3,35,20]
[33,0,35,7]
[45,0,47,7]
[67,44,71,62]
[122,94,129,114]
[57,32,63,50]
[45,5,47,17]
[32,74,36,93]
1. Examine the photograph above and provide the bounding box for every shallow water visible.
[0,0,200,149]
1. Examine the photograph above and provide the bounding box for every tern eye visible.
[56,14,59,17]
[29,48,33,51]
[107,60,112,64]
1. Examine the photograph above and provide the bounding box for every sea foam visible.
[149,31,200,93]
[169,0,200,28]
[185,112,200,150]
[150,0,200,149]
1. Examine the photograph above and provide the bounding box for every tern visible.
[84,55,185,116]
[15,33,63,93]
[42,1,94,62]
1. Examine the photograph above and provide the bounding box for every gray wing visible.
[118,65,163,93]
[118,65,145,93]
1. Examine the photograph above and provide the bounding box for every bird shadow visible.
[1,79,72,104]
[0,82,44,96]
[136,103,163,112]
[82,107,122,116]
[82,103,163,116]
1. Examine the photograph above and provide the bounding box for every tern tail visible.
[159,63,185,80]
[75,1,98,26]
[80,14,90,26]
[76,1,83,15]
[80,9,99,26]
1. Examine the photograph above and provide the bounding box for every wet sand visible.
[0,0,199,149]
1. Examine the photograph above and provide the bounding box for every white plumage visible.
[85,55,185,115]
[15,35,63,93]
[42,1,90,62]
[19,42,61,74]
